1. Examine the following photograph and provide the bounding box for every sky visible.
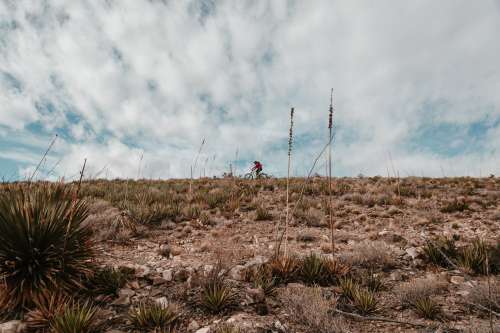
[1,0,500,181]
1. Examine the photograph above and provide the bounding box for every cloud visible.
[1,0,499,179]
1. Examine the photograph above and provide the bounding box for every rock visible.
[389,271,402,281]
[0,321,25,333]
[187,320,200,331]
[246,287,265,303]
[203,264,214,276]
[174,268,190,282]
[229,265,246,281]
[118,288,135,297]
[405,247,419,259]
[273,320,286,332]
[170,246,183,256]
[195,327,211,333]
[134,264,151,278]
[162,269,173,281]
[128,280,140,289]
[155,296,168,307]
[450,276,465,285]
[158,244,171,257]
[153,277,167,285]
[111,295,130,306]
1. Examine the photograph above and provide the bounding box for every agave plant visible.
[25,293,70,332]
[85,266,133,297]
[0,185,95,312]
[300,253,328,285]
[269,255,299,284]
[200,263,236,313]
[129,302,180,331]
[50,301,99,333]
[413,296,441,320]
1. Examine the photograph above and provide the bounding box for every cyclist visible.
[252,161,263,177]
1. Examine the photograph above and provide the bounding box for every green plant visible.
[458,239,489,275]
[413,296,441,319]
[50,301,99,333]
[300,253,330,285]
[200,264,236,313]
[423,237,458,268]
[0,185,95,312]
[85,266,133,296]
[129,302,180,331]
[352,287,378,315]
[339,277,357,301]
[361,270,384,292]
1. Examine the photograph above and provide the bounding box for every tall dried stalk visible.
[190,138,205,193]
[328,89,335,255]
[28,134,58,184]
[284,107,294,257]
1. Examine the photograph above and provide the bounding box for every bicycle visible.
[244,170,271,179]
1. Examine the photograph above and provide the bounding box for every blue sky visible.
[1,0,500,180]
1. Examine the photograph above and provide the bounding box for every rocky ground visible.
[2,176,499,332]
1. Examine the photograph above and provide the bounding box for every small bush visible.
[129,302,180,331]
[467,279,500,314]
[360,270,384,292]
[251,265,276,296]
[25,293,69,332]
[280,286,347,333]
[339,277,357,301]
[440,198,469,213]
[343,241,396,270]
[458,239,492,275]
[396,277,447,308]
[50,301,99,333]
[0,185,95,312]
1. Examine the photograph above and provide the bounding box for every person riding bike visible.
[252,161,263,177]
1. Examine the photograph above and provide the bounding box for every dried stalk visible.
[284,107,294,257]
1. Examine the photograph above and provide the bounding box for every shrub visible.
[251,265,276,296]
[0,185,95,312]
[280,286,347,333]
[458,239,492,275]
[395,277,447,308]
[25,293,69,332]
[129,302,180,331]
[50,301,99,333]
[360,270,384,292]
[440,198,469,213]
[467,279,500,314]
[339,277,357,301]
[343,241,396,270]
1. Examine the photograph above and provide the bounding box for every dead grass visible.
[395,276,447,308]
[279,286,348,333]
[342,241,397,270]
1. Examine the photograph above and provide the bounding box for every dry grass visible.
[395,276,447,308]
[280,286,348,333]
[342,241,397,270]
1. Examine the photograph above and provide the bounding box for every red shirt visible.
[254,162,262,170]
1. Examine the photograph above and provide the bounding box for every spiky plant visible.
[413,296,441,320]
[0,185,95,312]
[339,277,357,301]
[458,239,489,274]
[255,205,272,221]
[25,293,70,332]
[300,253,329,285]
[200,264,236,314]
[423,237,458,268]
[361,270,384,292]
[269,255,299,284]
[352,287,378,315]
[85,266,132,297]
[129,302,180,331]
[50,301,99,333]
[252,265,276,296]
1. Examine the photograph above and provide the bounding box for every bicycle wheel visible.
[244,173,254,179]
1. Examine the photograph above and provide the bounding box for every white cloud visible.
[1,0,500,179]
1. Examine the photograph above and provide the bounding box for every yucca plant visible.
[252,265,276,296]
[300,253,329,285]
[85,266,133,297]
[413,296,441,320]
[269,255,299,284]
[255,205,272,221]
[458,239,489,274]
[339,277,357,301]
[361,270,384,292]
[423,237,458,268]
[129,302,180,331]
[50,301,99,333]
[0,185,95,312]
[352,287,379,315]
[25,293,70,332]
[200,264,236,313]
